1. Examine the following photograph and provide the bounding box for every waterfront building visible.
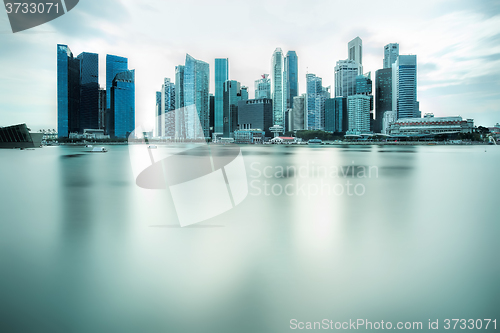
[334,60,359,98]
[306,73,328,130]
[98,88,106,131]
[155,91,161,137]
[348,37,363,74]
[387,115,474,135]
[375,68,393,133]
[347,95,371,134]
[285,51,298,109]
[57,44,80,138]
[110,70,135,138]
[237,98,273,138]
[383,43,399,69]
[392,55,419,119]
[271,48,286,131]
[214,58,228,134]
[223,80,247,138]
[291,94,306,131]
[382,111,397,134]
[0,124,43,148]
[325,97,347,133]
[184,54,210,138]
[234,129,265,144]
[77,52,99,131]
[160,78,175,137]
[175,65,185,111]
[255,74,271,99]
[209,94,215,136]
[106,54,128,109]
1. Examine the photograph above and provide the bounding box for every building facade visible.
[306,73,328,130]
[392,55,418,119]
[237,98,273,138]
[184,54,210,138]
[255,74,271,99]
[387,115,474,135]
[161,78,176,137]
[110,70,135,138]
[106,54,128,110]
[214,58,228,134]
[77,52,99,131]
[291,94,306,131]
[375,68,392,133]
[285,51,298,109]
[325,97,347,133]
[347,95,371,134]
[271,48,286,130]
[57,44,80,138]
[334,60,359,98]
[383,43,399,69]
[348,37,363,74]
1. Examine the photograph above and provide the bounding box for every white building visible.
[334,60,360,98]
[348,36,363,75]
[387,115,474,135]
[392,55,419,119]
[382,111,397,134]
[347,95,371,134]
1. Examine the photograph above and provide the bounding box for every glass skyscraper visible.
[161,78,175,137]
[392,55,418,119]
[375,68,393,133]
[76,52,99,131]
[155,91,161,137]
[334,60,359,98]
[57,44,80,138]
[184,54,210,138]
[383,43,399,69]
[175,65,185,111]
[348,37,363,74]
[106,54,128,109]
[271,48,286,130]
[214,58,228,134]
[110,70,135,138]
[306,73,327,130]
[255,74,271,99]
[285,51,298,109]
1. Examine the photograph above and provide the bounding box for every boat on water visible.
[0,123,43,149]
[85,144,93,148]
[91,147,108,153]
[148,145,157,149]
[308,137,323,145]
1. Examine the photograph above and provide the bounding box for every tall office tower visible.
[348,36,363,74]
[57,44,80,138]
[255,74,271,99]
[214,58,228,134]
[110,70,135,138]
[334,60,360,98]
[271,48,286,130]
[98,87,106,130]
[375,68,392,133]
[306,73,327,130]
[285,51,298,109]
[161,78,175,137]
[155,91,161,137]
[237,98,273,137]
[392,55,418,119]
[325,97,347,133]
[76,52,99,131]
[175,65,185,111]
[347,95,371,133]
[223,80,247,138]
[383,43,399,69]
[106,54,128,109]
[209,94,215,136]
[184,54,210,138]
[291,94,306,131]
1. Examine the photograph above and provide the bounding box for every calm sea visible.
[1,145,499,332]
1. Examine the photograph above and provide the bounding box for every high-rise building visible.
[375,68,392,133]
[334,60,359,98]
[155,91,161,137]
[106,54,128,109]
[161,78,175,137]
[255,74,271,99]
[306,73,328,130]
[175,65,185,111]
[271,48,286,130]
[291,94,306,131]
[285,51,298,109]
[347,95,371,134]
[110,70,135,138]
[383,43,399,69]
[76,52,99,131]
[98,88,106,131]
[223,80,247,137]
[209,94,215,136]
[325,97,347,133]
[348,37,363,74]
[392,55,418,119]
[237,98,273,137]
[214,58,228,134]
[57,44,80,138]
[184,54,210,138]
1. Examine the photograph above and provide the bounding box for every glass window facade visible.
[110,70,135,138]
[214,58,228,134]
[106,55,128,109]
[286,51,298,109]
[57,44,80,138]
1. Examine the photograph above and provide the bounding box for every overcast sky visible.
[1,0,499,131]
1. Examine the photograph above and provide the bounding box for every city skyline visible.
[1,0,499,132]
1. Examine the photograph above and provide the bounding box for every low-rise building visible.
[234,129,265,144]
[387,115,474,136]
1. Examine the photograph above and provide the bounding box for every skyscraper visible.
[347,95,371,133]
[255,74,271,99]
[161,78,175,137]
[348,37,363,74]
[375,68,392,132]
[392,55,418,119]
[57,44,80,138]
[271,48,286,130]
[237,98,273,137]
[383,43,399,69]
[76,52,99,131]
[155,91,161,137]
[334,60,359,98]
[106,54,128,109]
[223,80,247,138]
[285,51,298,109]
[291,94,306,131]
[110,70,135,138]
[214,58,228,134]
[184,54,210,138]
[324,97,347,133]
[306,73,327,130]
[175,65,185,111]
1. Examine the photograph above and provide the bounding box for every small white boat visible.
[85,144,93,148]
[91,147,107,153]
[148,145,158,149]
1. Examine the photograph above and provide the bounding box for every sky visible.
[0,0,499,131]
